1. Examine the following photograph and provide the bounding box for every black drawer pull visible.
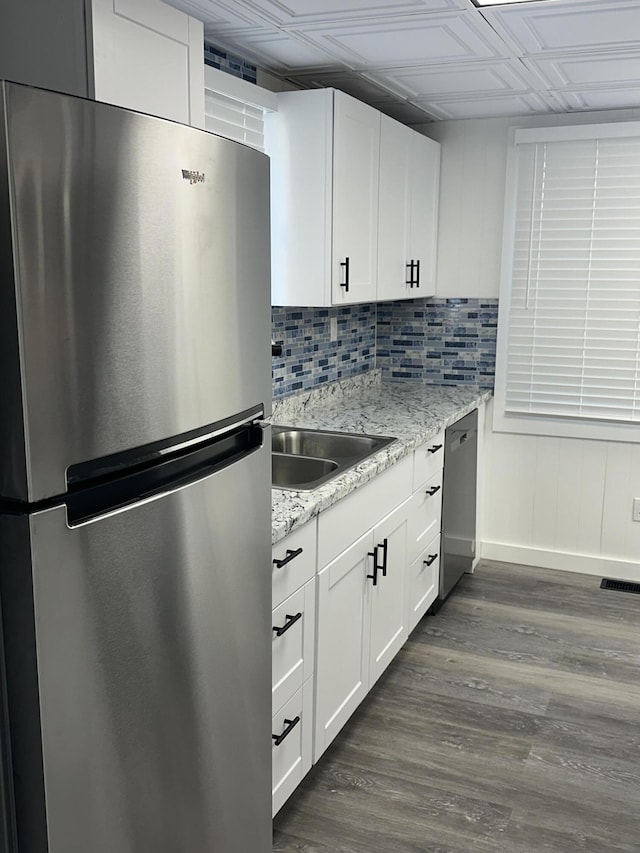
[272,716,300,746]
[340,256,350,291]
[425,485,441,497]
[273,547,303,569]
[415,258,421,288]
[427,444,443,454]
[423,553,438,567]
[273,612,302,637]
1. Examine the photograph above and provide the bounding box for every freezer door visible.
[0,445,271,853]
[0,82,271,502]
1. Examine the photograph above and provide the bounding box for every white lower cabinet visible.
[271,679,313,816]
[271,521,317,816]
[271,419,472,809]
[314,499,410,761]
[407,534,440,633]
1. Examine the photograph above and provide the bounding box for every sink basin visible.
[272,453,339,491]
[271,426,396,491]
[272,430,382,460]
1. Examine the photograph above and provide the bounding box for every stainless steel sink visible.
[271,426,396,491]
[272,453,339,490]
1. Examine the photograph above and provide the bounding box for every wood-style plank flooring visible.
[272,560,640,852]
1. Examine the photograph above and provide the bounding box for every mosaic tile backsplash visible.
[272,305,376,398]
[272,299,498,397]
[204,43,257,83]
[377,298,498,389]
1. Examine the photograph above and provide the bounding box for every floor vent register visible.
[600,578,640,595]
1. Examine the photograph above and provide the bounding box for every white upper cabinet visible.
[266,88,380,307]
[332,92,381,305]
[266,89,440,307]
[0,0,204,129]
[90,0,205,128]
[410,132,441,296]
[378,115,440,301]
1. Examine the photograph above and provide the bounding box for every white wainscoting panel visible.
[483,399,640,581]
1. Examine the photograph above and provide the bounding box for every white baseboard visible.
[481,541,640,583]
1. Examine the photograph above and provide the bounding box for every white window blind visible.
[502,127,640,426]
[203,66,277,152]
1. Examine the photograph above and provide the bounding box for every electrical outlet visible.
[633,498,640,522]
[330,316,338,342]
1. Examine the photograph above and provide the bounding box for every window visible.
[204,66,277,152]
[494,122,640,442]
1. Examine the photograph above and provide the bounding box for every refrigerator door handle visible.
[65,423,266,527]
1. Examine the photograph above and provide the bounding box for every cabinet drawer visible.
[407,534,440,633]
[318,454,412,567]
[272,679,313,816]
[272,579,315,714]
[408,469,442,565]
[413,430,444,490]
[272,520,317,609]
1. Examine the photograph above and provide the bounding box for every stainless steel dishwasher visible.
[438,408,478,604]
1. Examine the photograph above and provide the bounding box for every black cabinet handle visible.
[272,612,302,637]
[368,540,387,584]
[273,547,303,569]
[427,444,443,454]
[272,716,300,746]
[415,258,420,288]
[340,256,350,292]
[423,553,438,567]
[425,485,441,497]
[406,260,415,287]
[378,538,388,577]
[367,547,380,585]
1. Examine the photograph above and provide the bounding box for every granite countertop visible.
[270,371,492,544]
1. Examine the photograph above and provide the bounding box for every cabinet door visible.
[315,531,373,761]
[377,115,412,302]
[332,91,380,305]
[369,499,410,687]
[90,0,205,127]
[409,134,440,296]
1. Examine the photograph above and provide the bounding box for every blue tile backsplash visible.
[272,298,498,397]
[204,43,257,83]
[272,305,376,398]
[376,298,498,389]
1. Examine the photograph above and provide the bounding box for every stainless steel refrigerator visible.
[0,81,272,853]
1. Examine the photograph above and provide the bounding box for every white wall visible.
[420,107,640,299]
[421,109,640,581]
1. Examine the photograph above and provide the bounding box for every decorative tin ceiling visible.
[165,0,640,124]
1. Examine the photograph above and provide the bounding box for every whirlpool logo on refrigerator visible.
[181,169,206,185]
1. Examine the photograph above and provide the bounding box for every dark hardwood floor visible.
[273,560,640,853]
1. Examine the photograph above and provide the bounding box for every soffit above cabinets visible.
[165,0,640,123]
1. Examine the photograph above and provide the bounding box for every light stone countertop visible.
[270,371,492,544]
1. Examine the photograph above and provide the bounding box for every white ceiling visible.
[165,0,640,124]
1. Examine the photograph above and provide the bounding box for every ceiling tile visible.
[421,91,556,120]
[168,0,266,32]
[524,51,640,89]
[552,86,640,112]
[239,0,466,26]
[370,59,531,99]
[482,0,640,55]
[294,11,506,67]
[220,30,337,69]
